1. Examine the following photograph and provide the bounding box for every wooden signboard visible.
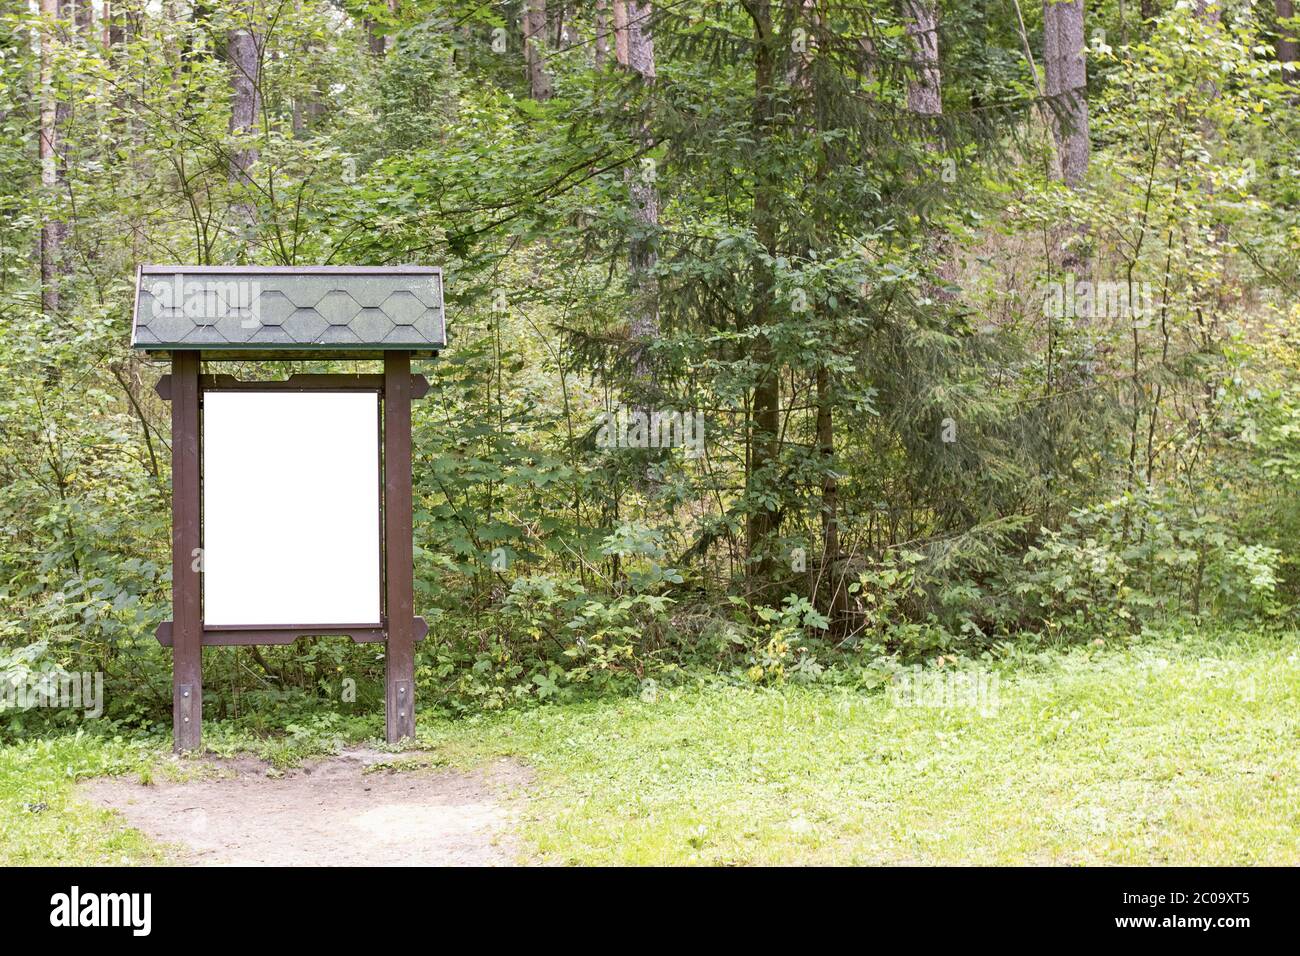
[131,266,445,751]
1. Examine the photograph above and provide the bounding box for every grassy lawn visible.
[0,736,169,865]
[3,626,1298,865]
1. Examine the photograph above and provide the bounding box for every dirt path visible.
[79,749,532,866]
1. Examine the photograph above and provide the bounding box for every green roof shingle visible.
[131,266,445,359]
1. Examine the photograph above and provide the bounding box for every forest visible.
[0,0,1298,867]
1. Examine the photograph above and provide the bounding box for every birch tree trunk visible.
[1043,0,1089,189]
[101,0,115,47]
[38,0,66,316]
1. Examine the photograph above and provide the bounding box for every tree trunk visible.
[901,0,956,301]
[100,0,123,120]
[746,0,780,573]
[524,0,552,100]
[613,0,629,67]
[1042,0,1089,189]
[625,2,658,392]
[72,0,91,33]
[1193,2,1222,154]
[367,0,397,55]
[1277,0,1297,80]
[816,365,847,625]
[1009,0,1063,180]
[595,0,609,66]
[38,0,66,317]
[549,2,568,47]
[1196,1,1229,242]
[626,1,655,78]
[227,9,261,236]
[101,0,117,47]
[788,0,842,616]
[292,0,325,136]
[902,0,941,117]
[1196,0,1222,113]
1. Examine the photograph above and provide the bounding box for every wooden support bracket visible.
[155,618,429,647]
[155,372,429,402]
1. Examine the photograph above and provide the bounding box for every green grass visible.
[0,735,170,865]
[3,626,1298,865]
[419,627,1300,865]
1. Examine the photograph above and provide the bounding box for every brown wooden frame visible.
[158,355,427,751]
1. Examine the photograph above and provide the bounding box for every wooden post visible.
[171,351,203,752]
[384,352,416,742]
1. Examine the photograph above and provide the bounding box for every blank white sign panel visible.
[202,391,382,627]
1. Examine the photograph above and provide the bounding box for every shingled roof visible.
[131,265,445,359]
